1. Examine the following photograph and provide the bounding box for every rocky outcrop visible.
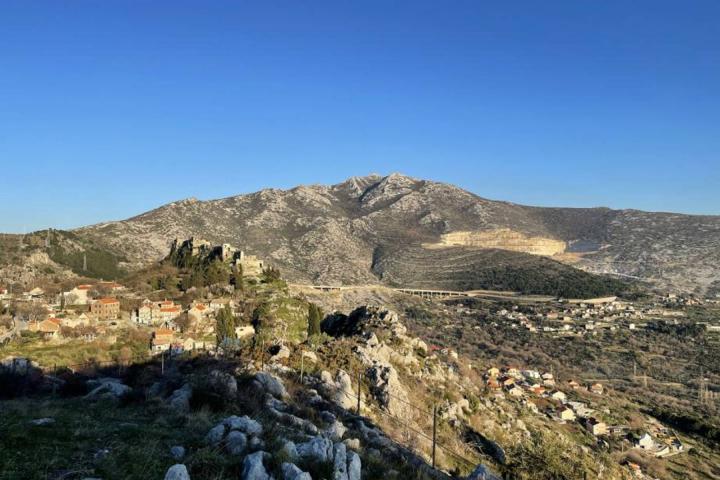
[365,363,411,421]
[319,370,358,410]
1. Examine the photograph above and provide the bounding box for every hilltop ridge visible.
[4,174,718,294]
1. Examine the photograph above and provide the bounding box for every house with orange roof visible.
[159,306,182,325]
[188,303,210,324]
[151,327,175,353]
[37,318,62,338]
[528,384,546,396]
[90,297,120,320]
[97,281,125,291]
[486,377,501,390]
[64,284,93,305]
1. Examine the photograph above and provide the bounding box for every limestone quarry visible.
[424,229,567,257]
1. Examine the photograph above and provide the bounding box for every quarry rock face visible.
[427,228,567,256]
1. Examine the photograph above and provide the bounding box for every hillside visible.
[0,229,127,287]
[31,174,720,294]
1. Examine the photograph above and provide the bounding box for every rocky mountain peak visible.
[69,174,720,294]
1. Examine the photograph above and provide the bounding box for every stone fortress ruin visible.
[169,237,265,277]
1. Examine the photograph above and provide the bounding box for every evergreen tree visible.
[205,259,230,285]
[215,305,237,347]
[307,303,323,337]
[230,264,244,291]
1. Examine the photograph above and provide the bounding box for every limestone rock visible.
[347,450,362,480]
[29,418,55,426]
[223,415,263,436]
[365,363,411,421]
[170,445,186,460]
[164,464,190,480]
[248,436,264,451]
[320,370,357,410]
[326,420,347,441]
[280,441,299,462]
[466,464,502,480]
[269,344,291,362]
[85,379,131,400]
[206,424,225,445]
[333,442,348,480]
[208,370,238,398]
[281,462,312,480]
[297,435,334,463]
[301,351,317,363]
[168,384,193,413]
[240,451,271,480]
[225,430,247,456]
[253,372,288,399]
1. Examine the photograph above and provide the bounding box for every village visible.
[439,293,720,339]
[0,244,268,361]
[479,364,686,465]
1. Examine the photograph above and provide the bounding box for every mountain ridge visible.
[66,173,720,294]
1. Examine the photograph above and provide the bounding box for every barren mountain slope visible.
[74,173,720,293]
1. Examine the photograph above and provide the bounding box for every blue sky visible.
[1,1,718,232]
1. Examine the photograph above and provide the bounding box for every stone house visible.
[151,327,175,353]
[584,417,608,436]
[556,407,576,421]
[90,298,120,320]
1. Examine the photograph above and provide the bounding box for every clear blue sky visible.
[1,1,718,232]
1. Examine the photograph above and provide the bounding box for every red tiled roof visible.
[97,297,119,304]
[38,319,60,332]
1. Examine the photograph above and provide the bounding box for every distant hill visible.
[64,173,719,295]
[0,229,127,286]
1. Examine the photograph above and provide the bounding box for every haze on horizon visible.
[1,0,718,233]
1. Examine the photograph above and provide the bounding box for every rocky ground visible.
[1,304,646,480]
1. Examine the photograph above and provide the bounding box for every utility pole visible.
[300,353,305,384]
[83,253,87,272]
[356,371,362,416]
[432,404,437,468]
